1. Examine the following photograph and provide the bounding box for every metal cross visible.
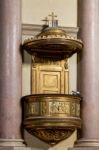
[49,12,57,27]
[49,12,57,22]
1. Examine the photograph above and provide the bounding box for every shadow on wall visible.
[24,130,50,150]
[24,130,77,150]
[22,51,31,64]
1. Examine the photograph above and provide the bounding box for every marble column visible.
[0,0,31,149]
[70,0,99,149]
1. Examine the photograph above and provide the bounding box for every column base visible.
[0,147,31,150]
[69,148,99,150]
[0,139,31,150]
[69,139,99,150]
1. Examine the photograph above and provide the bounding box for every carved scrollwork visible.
[30,128,73,145]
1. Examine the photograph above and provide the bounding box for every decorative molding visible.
[22,23,79,37]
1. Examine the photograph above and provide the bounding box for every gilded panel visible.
[31,56,69,94]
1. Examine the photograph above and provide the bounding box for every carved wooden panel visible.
[31,56,69,94]
[40,70,61,93]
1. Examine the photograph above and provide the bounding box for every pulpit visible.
[22,13,83,145]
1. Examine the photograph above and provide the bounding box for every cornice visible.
[22,24,79,37]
